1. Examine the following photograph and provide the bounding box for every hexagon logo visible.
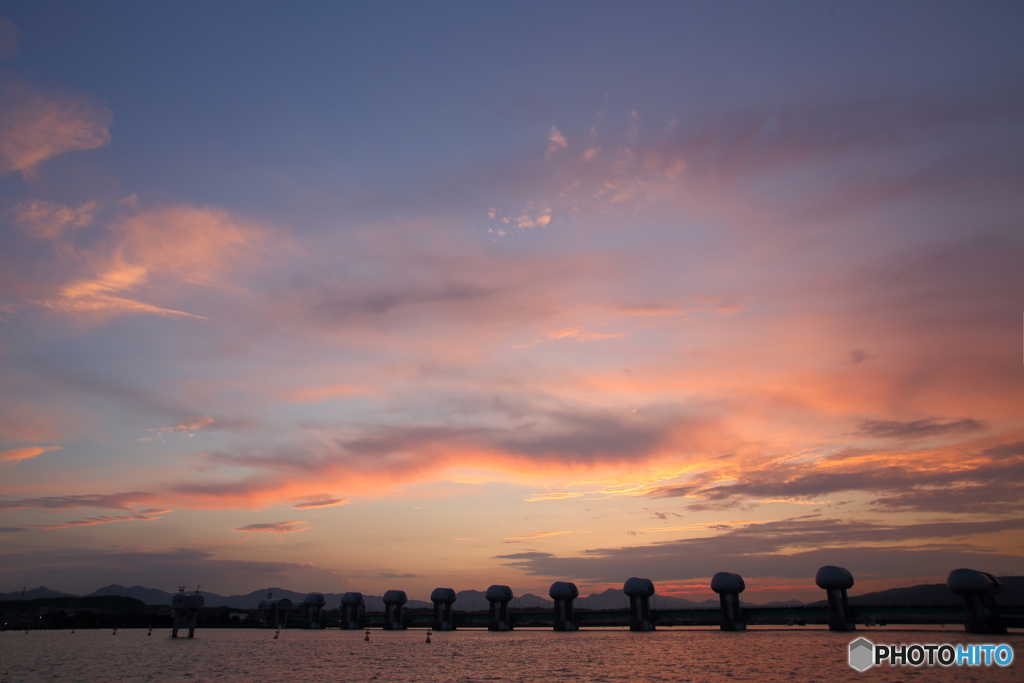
[849,637,874,672]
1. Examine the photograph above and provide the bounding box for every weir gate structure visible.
[344,567,1022,634]
[170,587,205,638]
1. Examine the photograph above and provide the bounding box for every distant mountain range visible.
[0,585,717,611]
[2,578,1020,610]
[808,578,1024,608]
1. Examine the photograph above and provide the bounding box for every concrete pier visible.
[170,587,204,638]
[947,568,1007,634]
[485,585,513,631]
[430,587,457,631]
[303,593,325,629]
[710,572,746,631]
[382,590,408,630]
[549,581,579,631]
[623,577,655,631]
[340,592,365,629]
[815,565,855,631]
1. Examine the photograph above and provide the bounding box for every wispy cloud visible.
[0,492,156,511]
[514,328,626,348]
[148,416,214,436]
[293,497,349,509]
[526,491,585,502]
[32,508,171,529]
[11,199,97,240]
[0,445,61,463]
[647,433,1024,514]
[504,530,572,540]
[19,203,273,322]
[856,418,984,439]
[234,521,309,534]
[0,78,111,177]
[0,15,19,60]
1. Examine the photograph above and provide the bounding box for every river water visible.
[1,627,1019,682]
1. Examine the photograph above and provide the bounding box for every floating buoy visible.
[426,630,432,643]
[364,629,370,641]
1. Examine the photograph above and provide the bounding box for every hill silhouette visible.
[4,577,1021,609]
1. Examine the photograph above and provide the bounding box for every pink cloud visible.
[11,199,97,240]
[545,125,567,158]
[15,202,276,322]
[0,78,111,177]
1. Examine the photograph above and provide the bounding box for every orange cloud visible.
[526,491,585,502]
[234,521,309,533]
[149,416,214,435]
[514,327,626,348]
[0,445,61,463]
[0,79,111,177]
[505,531,572,540]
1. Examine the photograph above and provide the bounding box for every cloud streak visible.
[0,445,61,463]
[0,492,157,511]
[497,516,1024,583]
[234,521,309,534]
[31,508,171,529]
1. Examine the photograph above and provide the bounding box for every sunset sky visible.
[1,2,1022,603]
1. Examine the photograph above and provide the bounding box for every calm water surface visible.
[1,628,1019,683]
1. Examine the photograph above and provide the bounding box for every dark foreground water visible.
[1,628,1020,683]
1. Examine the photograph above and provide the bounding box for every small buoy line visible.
[52,627,443,639]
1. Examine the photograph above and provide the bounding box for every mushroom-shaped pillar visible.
[623,577,656,631]
[485,584,514,631]
[382,590,408,630]
[303,592,326,629]
[815,566,855,631]
[258,597,293,629]
[549,581,579,631]
[170,588,205,638]
[947,568,1006,634]
[431,587,457,631]
[710,572,746,631]
[340,592,365,629]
